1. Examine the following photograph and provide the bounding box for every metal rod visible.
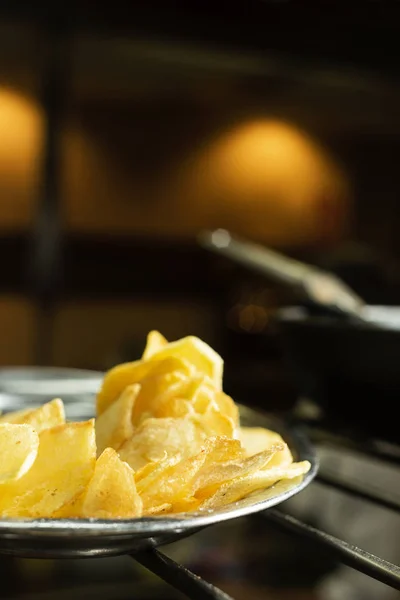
[264,509,400,590]
[132,548,235,600]
[306,425,400,467]
[316,472,400,514]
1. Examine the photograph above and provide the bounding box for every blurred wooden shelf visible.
[0,233,228,300]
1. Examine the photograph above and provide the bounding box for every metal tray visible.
[0,405,318,559]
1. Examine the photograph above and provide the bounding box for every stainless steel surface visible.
[0,405,317,559]
[199,229,365,319]
[0,367,102,397]
[0,368,102,421]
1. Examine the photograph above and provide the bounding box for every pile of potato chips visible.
[0,331,310,519]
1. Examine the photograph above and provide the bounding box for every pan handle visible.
[198,229,308,286]
[199,229,365,319]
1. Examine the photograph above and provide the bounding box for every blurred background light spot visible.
[0,86,42,230]
[169,118,351,247]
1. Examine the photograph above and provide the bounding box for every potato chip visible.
[0,420,96,518]
[77,448,142,519]
[198,437,244,466]
[199,460,311,510]
[131,364,192,425]
[153,396,195,419]
[52,490,84,518]
[170,497,200,513]
[133,437,241,506]
[215,391,240,428]
[194,444,285,498]
[144,335,223,390]
[142,330,168,360]
[134,459,165,484]
[97,360,154,415]
[143,503,172,516]
[97,356,193,416]
[171,376,237,437]
[95,384,139,454]
[144,356,194,379]
[0,399,65,433]
[137,438,220,510]
[192,409,235,439]
[134,457,169,489]
[136,437,240,511]
[0,424,39,484]
[133,372,234,434]
[0,408,33,425]
[187,377,238,430]
[239,427,293,468]
[119,417,206,471]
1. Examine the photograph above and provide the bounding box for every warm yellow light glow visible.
[203,119,348,210]
[63,112,350,247]
[0,87,42,228]
[169,118,350,246]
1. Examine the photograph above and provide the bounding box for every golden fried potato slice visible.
[131,374,234,437]
[130,371,236,438]
[142,330,168,360]
[0,399,65,433]
[52,491,84,518]
[134,458,164,484]
[96,360,154,415]
[119,417,206,471]
[193,409,235,439]
[131,363,192,425]
[77,448,142,519]
[143,503,172,516]
[194,444,285,499]
[146,357,194,378]
[145,336,223,390]
[97,356,193,416]
[170,497,200,513]
[0,408,33,424]
[136,440,215,510]
[95,384,139,454]
[199,460,311,510]
[136,437,240,511]
[239,427,293,468]
[0,420,96,518]
[199,436,244,466]
[154,397,195,419]
[215,391,240,428]
[187,376,239,428]
[166,376,236,437]
[0,424,39,484]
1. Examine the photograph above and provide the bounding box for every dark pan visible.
[277,306,400,439]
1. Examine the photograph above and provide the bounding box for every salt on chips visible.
[0,420,96,518]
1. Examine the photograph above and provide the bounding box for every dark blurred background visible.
[2,0,400,411]
[2,4,400,600]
